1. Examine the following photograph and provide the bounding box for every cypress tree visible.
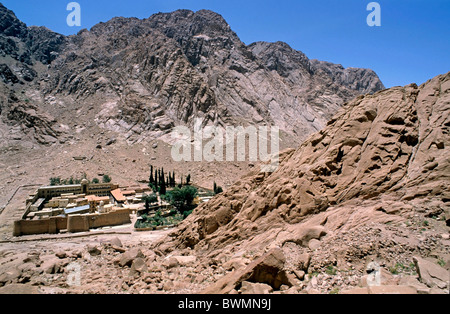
[160,168,166,195]
[149,165,154,184]
[186,174,191,185]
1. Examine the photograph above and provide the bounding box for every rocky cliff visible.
[154,72,449,293]
[0,4,384,148]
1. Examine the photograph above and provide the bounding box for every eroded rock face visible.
[0,4,384,147]
[146,72,449,294]
[0,4,27,39]
[157,72,449,259]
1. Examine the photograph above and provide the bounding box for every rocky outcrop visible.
[26,26,66,65]
[0,91,63,146]
[0,3,27,39]
[0,4,65,66]
[0,64,20,84]
[1,4,384,147]
[155,73,449,293]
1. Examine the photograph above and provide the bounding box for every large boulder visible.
[240,281,273,294]
[413,256,449,289]
[129,258,148,276]
[115,248,145,267]
[171,256,197,267]
[202,248,292,294]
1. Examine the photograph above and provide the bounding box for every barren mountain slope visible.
[153,72,449,293]
[0,4,384,149]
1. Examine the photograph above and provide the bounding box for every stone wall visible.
[66,215,90,233]
[67,210,131,233]
[89,209,131,229]
[13,216,67,236]
[13,210,131,236]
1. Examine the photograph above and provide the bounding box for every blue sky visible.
[2,0,449,88]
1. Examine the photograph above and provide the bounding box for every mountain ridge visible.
[0,3,384,149]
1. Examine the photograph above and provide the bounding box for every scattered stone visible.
[116,248,145,268]
[0,268,21,285]
[87,245,101,256]
[55,250,67,259]
[112,246,126,253]
[308,239,321,251]
[69,250,83,259]
[130,258,148,276]
[296,253,311,272]
[360,265,399,287]
[163,280,174,291]
[106,138,116,146]
[104,237,125,252]
[293,270,305,281]
[41,258,63,274]
[240,281,273,294]
[202,248,290,294]
[223,257,248,271]
[23,252,41,265]
[171,256,197,267]
[398,275,430,294]
[163,257,180,269]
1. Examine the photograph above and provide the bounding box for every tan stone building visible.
[34,179,117,200]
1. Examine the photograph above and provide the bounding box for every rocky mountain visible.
[153,72,450,294]
[0,4,384,149]
[0,3,66,146]
[0,2,448,295]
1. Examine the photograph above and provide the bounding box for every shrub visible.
[170,186,198,211]
[325,265,337,276]
[102,174,112,183]
[213,182,224,194]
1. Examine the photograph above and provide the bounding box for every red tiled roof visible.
[111,189,126,202]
